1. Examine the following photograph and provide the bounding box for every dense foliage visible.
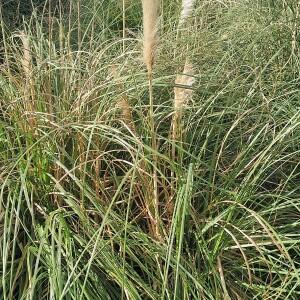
[0,0,300,299]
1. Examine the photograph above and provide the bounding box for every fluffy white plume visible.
[142,0,159,72]
[174,60,195,110]
[179,0,196,25]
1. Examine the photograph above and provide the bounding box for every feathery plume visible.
[20,31,31,82]
[118,96,132,122]
[20,31,36,130]
[117,96,135,131]
[179,0,196,25]
[141,0,159,72]
[174,60,195,111]
[109,64,136,132]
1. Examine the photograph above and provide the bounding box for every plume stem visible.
[142,0,161,240]
[169,0,196,221]
[148,70,160,240]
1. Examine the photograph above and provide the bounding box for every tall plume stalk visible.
[169,0,196,218]
[141,0,161,240]
[174,0,196,117]
[20,31,36,131]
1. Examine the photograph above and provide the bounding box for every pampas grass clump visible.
[1,1,300,299]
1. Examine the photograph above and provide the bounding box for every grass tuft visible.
[0,0,300,299]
